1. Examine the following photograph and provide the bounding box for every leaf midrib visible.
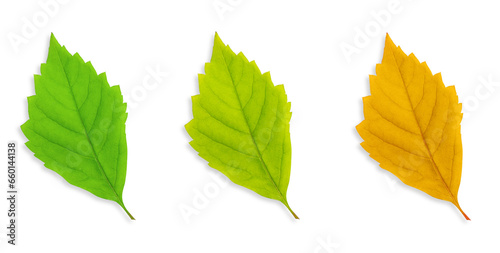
[218,51,287,204]
[391,50,459,205]
[53,48,123,204]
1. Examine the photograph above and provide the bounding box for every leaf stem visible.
[118,201,135,220]
[283,200,299,219]
[454,202,470,221]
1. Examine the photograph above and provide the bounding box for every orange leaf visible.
[356,34,469,220]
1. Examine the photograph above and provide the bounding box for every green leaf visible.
[21,34,134,220]
[186,33,298,219]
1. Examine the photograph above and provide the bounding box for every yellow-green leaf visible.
[186,33,297,219]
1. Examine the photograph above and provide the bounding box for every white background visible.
[1,0,499,252]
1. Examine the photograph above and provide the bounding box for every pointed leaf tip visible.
[213,32,225,48]
[50,33,58,45]
[384,33,396,49]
